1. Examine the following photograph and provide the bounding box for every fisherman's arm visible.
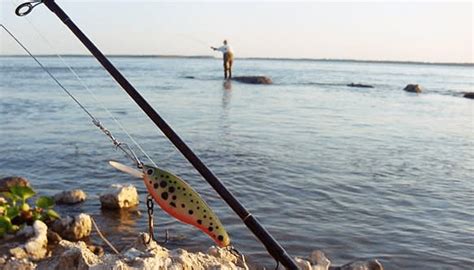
[211,46,225,52]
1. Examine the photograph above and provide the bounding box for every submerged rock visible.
[347,83,374,88]
[463,92,474,99]
[9,220,48,261]
[336,259,384,270]
[403,84,422,93]
[0,176,30,192]
[54,189,87,204]
[51,213,92,241]
[294,250,383,270]
[100,184,139,209]
[232,76,273,84]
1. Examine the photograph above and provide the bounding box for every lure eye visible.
[146,169,154,175]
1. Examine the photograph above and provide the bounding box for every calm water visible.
[0,56,473,269]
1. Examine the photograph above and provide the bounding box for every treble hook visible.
[146,194,169,245]
[15,0,44,17]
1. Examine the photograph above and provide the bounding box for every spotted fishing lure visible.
[109,161,230,247]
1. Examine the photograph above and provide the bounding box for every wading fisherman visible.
[211,40,234,79]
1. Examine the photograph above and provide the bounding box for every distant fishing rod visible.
[14,0,299,268]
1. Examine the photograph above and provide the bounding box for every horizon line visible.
[1,54,472,67]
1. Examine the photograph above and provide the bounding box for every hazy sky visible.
[1,1,472,63]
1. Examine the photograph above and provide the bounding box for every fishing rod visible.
[14,1,299,268]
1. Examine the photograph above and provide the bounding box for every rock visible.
[37,240,101,270]
[16,225,35,239]
[100,184,139,209]
[347,83,374,88]
[310,250,331,270]
[0,176,30,192]
[293,250,383,270]
[207,245,248,269]
[232,76,273,84]
[295,257,312,270]
[9,247,28,259]
[9,220,48,261]
[1,258,36,270]
[51,213,92,241]
[54,189,87,204]
[337,259,384,270]
[24,220,48,260]
[47,230,63,245]
[125,232,168,256]
[40,233,249,270]
[463,92,474,99]
[87,245,105,257]
[403,84,422,93]
[118,233,248,269]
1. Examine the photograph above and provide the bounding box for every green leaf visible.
[46,209,60,220]
[36,196,54,209]
[32,211,42,221]
[9,186,35,201]
[6,206,19,219]
[0,216,12,231]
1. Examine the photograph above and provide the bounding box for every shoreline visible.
[0,177,384,270]
[0,54,472,67]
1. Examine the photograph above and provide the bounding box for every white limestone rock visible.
[38,233,249,270]
[37,240,101,270]
[9,220,48,261]
[51,213,92,241]
[99,184,139,209]
[54,189,87,204]
[310,250,331,270]
[295,257,312,270]
[293,250,383,270]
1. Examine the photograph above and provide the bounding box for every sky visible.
[0,0,473,63]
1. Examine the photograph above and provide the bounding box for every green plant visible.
[0,185,60,237]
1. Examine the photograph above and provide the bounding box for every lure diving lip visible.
[109,161,231,247]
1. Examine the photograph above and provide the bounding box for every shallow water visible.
[0,56,473,269]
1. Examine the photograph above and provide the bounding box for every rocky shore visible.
[0,176,384,270]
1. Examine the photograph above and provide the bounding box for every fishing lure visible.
[110,161,231,247]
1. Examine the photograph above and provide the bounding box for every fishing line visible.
[176,33,211,48]
[1,24,142,167]
[8,0,158,167]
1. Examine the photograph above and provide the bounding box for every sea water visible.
[0,56,473,269]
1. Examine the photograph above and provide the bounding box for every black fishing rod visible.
[14,1,299,268]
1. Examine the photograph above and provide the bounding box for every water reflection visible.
[98,207,141,234]
[223,79,232,90]
[222,81,232,111]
